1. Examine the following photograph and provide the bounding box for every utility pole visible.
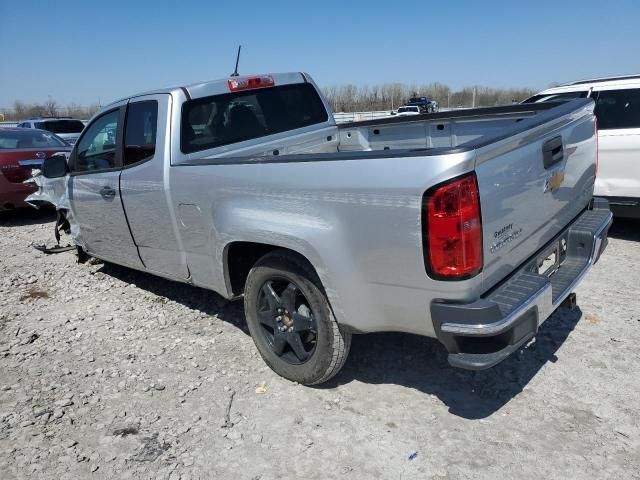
[472,87,476,108]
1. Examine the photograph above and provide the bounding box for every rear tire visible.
[244,250,351,385]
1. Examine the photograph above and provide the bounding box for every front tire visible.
[244,251,351,385]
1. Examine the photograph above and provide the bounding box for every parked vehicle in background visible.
[524,74,640,218]
[395,105,421,116]
[36,72,610,385]
[0,128,70,211]
[406,96,439,113]
[18,117,85,145]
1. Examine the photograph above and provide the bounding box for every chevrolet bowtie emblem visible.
[545,171,565,192]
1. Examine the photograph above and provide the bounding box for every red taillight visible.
[0,164,31,183]
[594,117,599,177]
[424,173,483,279]
[227,75,275,92]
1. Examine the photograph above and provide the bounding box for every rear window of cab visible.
[0,130,67,149]
[181,83,328,154]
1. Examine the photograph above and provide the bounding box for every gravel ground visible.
[1,209,639,480]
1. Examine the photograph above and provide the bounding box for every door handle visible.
[99,186,116,198]
[542,136,564,169]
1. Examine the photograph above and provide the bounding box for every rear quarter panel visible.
[168,151,478,336]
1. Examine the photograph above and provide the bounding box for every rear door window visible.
[124,100,158,166]
[181,83,329,154]
[594,88,640,130]
[0,130,67,149]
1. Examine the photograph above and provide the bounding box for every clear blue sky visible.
[1,0,639,107]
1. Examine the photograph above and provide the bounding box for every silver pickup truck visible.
[37,72,612,385]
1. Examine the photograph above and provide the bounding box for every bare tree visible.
[3,100,100,121]
[13,100,27,119]
[44,96,58,117]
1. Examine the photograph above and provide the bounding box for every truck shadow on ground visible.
[97,262,248,333]
[0,208,55,227]
[98,261,581,420]
[608,218,640,242]
[327,308,583,420]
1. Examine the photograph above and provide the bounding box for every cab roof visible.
[103,72,310,109]
[538,74,640,95]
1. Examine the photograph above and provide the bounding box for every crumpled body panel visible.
[25,160,84,249]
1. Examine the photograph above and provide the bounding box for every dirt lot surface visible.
[1,210,639,480]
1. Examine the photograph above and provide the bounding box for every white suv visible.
[524,75,640,218]
[17,117,85,146]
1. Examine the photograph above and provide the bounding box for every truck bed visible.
[184,101,565,162]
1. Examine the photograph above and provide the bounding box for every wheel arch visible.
[223,241,326,299]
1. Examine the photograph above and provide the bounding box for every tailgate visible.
[474,100,598,291]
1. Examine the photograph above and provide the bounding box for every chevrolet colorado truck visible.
[37,72,612,385]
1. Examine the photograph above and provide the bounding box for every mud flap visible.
[33,244,76,254]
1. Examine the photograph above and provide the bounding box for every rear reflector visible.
[227,75,275,92]
[423,173,483,279]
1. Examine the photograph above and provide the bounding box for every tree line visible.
[1,82,538,121]
[321,83,537,112]
[1,98,100,121]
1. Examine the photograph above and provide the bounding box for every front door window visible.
[74,110,120,172]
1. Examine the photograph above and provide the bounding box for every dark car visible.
[0,128,71,211]
[406,96,439,113]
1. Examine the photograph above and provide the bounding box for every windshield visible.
[35,120,85,134]
[0,129,67,149]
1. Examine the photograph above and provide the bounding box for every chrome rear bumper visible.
[431,198,613,370]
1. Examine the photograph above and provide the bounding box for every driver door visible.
[68,104,144,269]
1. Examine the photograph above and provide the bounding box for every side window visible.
[124,100,158,166]
[74,110,120,173]
[594,89,640,130]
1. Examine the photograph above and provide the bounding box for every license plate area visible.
[537,234,568,277]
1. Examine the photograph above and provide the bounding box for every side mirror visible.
[42,154,69,178]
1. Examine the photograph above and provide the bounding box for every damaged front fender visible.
[24,153,85,250]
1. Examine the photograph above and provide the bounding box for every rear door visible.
[592,87,640,200]
[474,102,598,290]
[119,93,189,279]
[68,104,144,269]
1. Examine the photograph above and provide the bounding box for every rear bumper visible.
[431,198,613,370]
